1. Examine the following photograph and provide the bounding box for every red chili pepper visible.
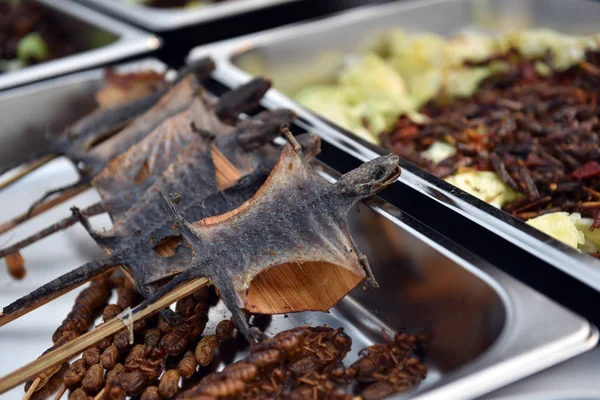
[572,161,600,180]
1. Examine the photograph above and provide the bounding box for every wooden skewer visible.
[52,383,66,400]
[0,150,242,328]
[93,388,105,400]
[0,268,116,328]
[0,154,58,192]
[0,183,91,235]
[22,377,40,400]
[211,146,241,189]
[0,277,209,395]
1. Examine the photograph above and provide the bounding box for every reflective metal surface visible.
[77,0,300,32]
[480,346,600,400]
[0,0,160,91]
[186,0,600,293]
[0,62,596,400]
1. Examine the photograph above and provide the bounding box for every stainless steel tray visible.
[0,0,161,91]
[186,0,600,293]
[76,0,300,32]
[480,346,600,399]
[0,62,597,400]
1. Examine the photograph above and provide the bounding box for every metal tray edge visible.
[0,0,162,91]
[77,0,301,31]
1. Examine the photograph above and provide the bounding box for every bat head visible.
[335,154,401,198]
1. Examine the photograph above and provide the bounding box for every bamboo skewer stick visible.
[0,154,58,192]
[0,183,90,235]
[52,384,66,400]
[0,152,242,328]
[0,268,116,328]
[93,388,105,400]
[22,377,40,400]
[0,277,209,395]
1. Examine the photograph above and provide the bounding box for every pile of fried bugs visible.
[40,276,426,400]
[1,59,422,399]
[382,49,600,224]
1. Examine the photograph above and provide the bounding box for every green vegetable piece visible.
[17,33,49,63]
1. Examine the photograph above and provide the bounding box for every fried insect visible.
[68,387,90,400]
[82,346,101,367]
[195,335,220,367]
[64,359,87,388]
[100,345,120,370]
[177,351,197,379]
[158,369,180,399]
[81,364,104,394]
[5,252,25,279]
[23,277,112,393]
[140,386,160,400]
[215,319,235,341]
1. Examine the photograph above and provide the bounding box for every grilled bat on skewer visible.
[0,63,270,236]
[1,131,319,326]
[4,134,400,341]
[0,109,294,261]
[19,59,218,215]
[77,130,319,250]
[91,89,279,222]
[0,68,168,181]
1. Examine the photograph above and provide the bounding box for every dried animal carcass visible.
[2,131,321,323]
[0,58,219,238]
[0,73,275,272]
[3,136,400,341]
[0,68,168,180]
[0,106,292,262]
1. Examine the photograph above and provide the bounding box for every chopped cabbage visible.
[17,33,49,63]
[443,33,497,66]
[339,53,408,102]
[294,27,600,144]
[445,170,521,208]
[526,212,586,250]
[421,141,456,164]
[503,29,599,70]
[295,85,378,144]
[574,216,600,252]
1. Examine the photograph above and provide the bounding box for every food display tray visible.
[0,59,596,400]
[76,0,301,32]
[0,0,160,91]
[186,0,600,293]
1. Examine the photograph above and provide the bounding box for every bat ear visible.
[282,127,303,155]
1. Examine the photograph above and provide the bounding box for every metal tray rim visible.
[185,0,600,294]
[77,0,301,31]
[0,0,162,91]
